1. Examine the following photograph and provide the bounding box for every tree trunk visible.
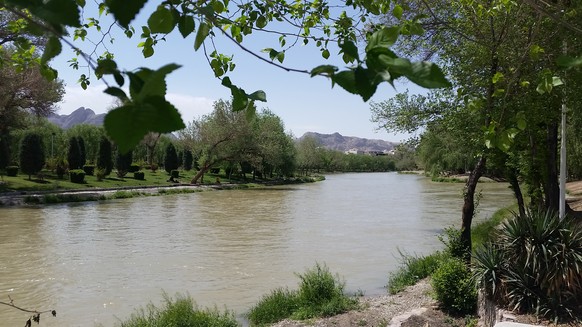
[508,168,526,217]
[461,155,487,263]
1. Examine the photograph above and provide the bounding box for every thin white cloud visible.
[57,84,215,122]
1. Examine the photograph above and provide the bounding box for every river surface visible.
[0,173,514,326]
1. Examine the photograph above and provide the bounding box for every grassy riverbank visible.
[0,169,325,206]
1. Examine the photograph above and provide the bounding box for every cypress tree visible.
[164,143,179,173]
[67,136,82,169]
[115,149,132,177]
[78,136,86,167]
[183,149,193,171]
[97,136,113,175]
[0,135,10,171]
[19,133,45,180]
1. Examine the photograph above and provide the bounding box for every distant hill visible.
[48,107,105,129]
[300,132,397,153]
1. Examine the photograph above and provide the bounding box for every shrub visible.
[128,164,140,173]
[247,288,298,326]
[473,209,582,320]
[67,136,83,169]
[432,258,477,315]
[118,293,238,327]
[115,150,133,178]
[6,165,18,176]
[134,171,145,180]
[55,164,66,179]
[247,263,357,326]
[83,165,95,176]
[210,168,220,174]
[97,136,113,176]
[438,227,466,260]
[171,170,179,178]
[150,163,158,172]
[387,251,447,294]
[95,168,106,181]
[69,169,86,183]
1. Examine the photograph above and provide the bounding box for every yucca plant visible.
[473,209,582,321]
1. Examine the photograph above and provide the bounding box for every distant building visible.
[345,148,363,155]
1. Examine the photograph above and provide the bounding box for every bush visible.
[473,209,582,320]
[432,258,477,315]
[83,165,95,176]
[171,170,179,178]
[118,293,238,327]
[210,168,220,174]
[6,165,18,176]
[69,169,86,183]
[247,263,357,326]
[128,164,140,173]
[438,227,466,260]
[387,251,447,294]
[247,288,298,326]
[134,171,145,180]
[95,168,106,181]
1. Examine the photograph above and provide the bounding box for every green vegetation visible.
[387,251,447,294]
[473,209,582,322]
[431,258,477,315]
[116,293,238,327]
[247,263,358,326]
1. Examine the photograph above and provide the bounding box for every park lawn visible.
[0,169,229,193]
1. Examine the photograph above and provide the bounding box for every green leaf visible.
[194,22,210,50]
[557,55,582,69]
[365,27,400,52]
[339,40,359,62]
[41,36,62,64]
[95,58,118,77]
[276,51,285,63]
[332,70,357,94]
[106,0,147,28]
[248,90,267,102]
[104,87,128,101]
[256,16,267,28]
[148,6,176,34]
[405,61,451,88]
[516,112,527,130]
[552,76,564,87]
[310,65,338,77]
[178,15,195,38]
[134,64,181,102]
[142,45,154,58]
[492,72,504,84]
[392,5,403,19]
[322,49,330,59]
[104,97,185,153]
[354,66,377,101]
[114,72,125,87]
[32,0,81,27]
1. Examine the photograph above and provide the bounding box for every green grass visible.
[471,205,516,248]
[0,169,236,193]
[116,293,239,327]
[247,263,358,326]
[387,251,448,294]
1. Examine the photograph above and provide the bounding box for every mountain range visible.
[299,132,397,153]
[48,107,105,129]
[48,108,397,152]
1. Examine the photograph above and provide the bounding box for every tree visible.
[77,136,86,168]
[67,136,83,170]
[97,136,113,176]
[164,143,179,173]
[67,124,106,164]
[296,136,324,175]
[185,99,256,183]
[19,132,45,179]
[115,148,133,178]
[183,149,193,171]
[1,0,452,153]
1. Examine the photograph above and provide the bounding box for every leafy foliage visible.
[67,136,83,170]
[247,263,357,325]
[117,293,238,327]
[473,209,582,321]
[1,0,454,153]
[431,257,477,315]
[19,132,45,179]
[97,136,113,176]
[164,143,179,173]
[115,148,133,178]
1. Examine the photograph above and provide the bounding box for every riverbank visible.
[0,176,325,206]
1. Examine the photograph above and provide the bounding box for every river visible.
[0,173,515,326]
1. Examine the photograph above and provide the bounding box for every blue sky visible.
[52,3,420,142]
